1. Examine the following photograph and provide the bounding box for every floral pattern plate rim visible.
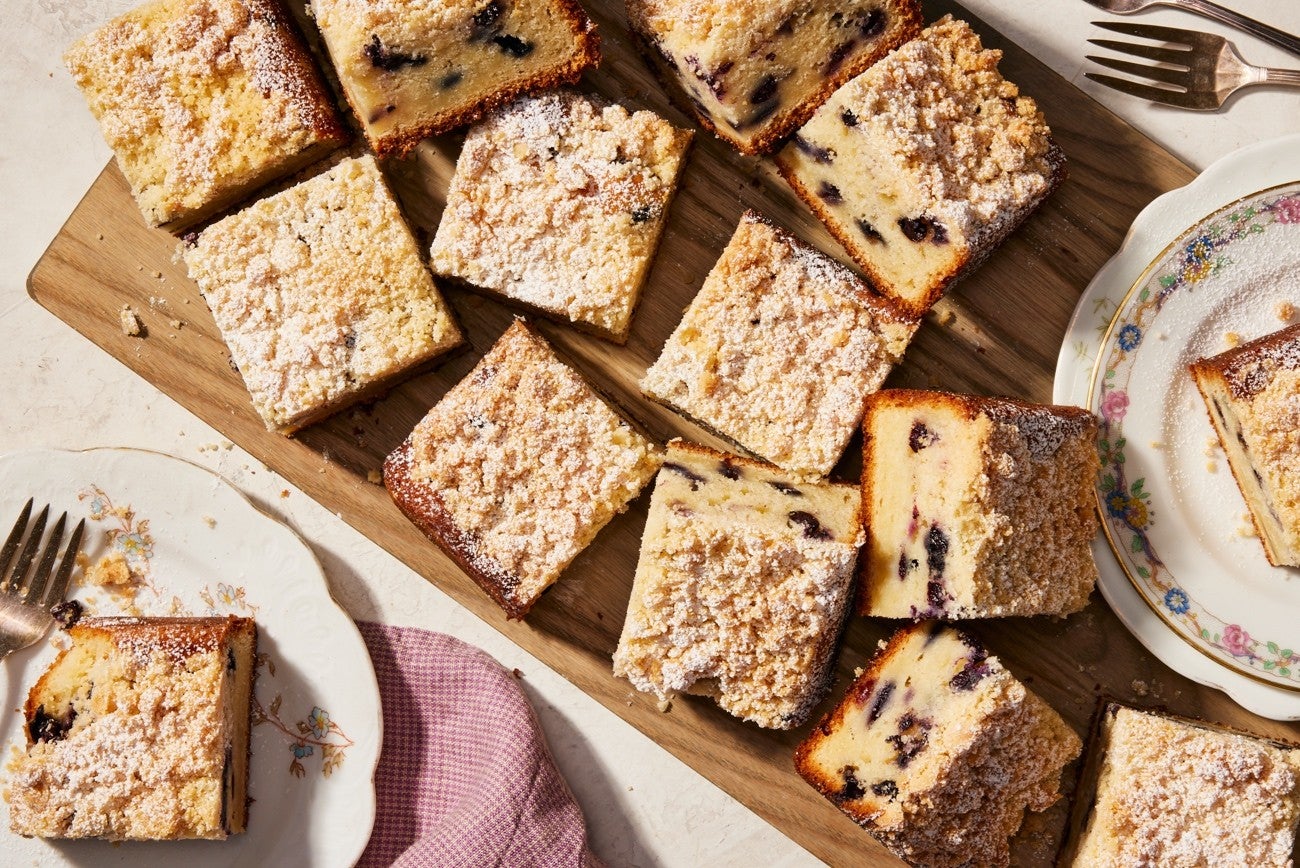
[0,447,381,865]
[1054,132,1300,721]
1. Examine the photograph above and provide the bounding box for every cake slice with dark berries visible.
[183,154,462,434]
[430,90,691,343]
[65,0,347,231]
[385,320,662,618]
[775,16,1064,316]
[626,0,920,155]
[796,621,1081,867]
[1067,703,1300,866]
[641,211,918,480]
[860,389,1099,619]
[6,616,257,840]
[613,440,862,729]
[1190,323,1300,567]
[311,0,599,156]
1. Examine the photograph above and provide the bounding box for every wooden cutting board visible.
[31,0,1300,863]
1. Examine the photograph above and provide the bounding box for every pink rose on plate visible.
[1101,389,1129,423]
[1274,195,1300,224]
[1221,623,1252,657]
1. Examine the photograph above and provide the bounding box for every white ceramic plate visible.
[0,448,381,865]
[1054,133,1300,721]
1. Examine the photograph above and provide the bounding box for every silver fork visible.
[0,499,85,660]
[1086,21,1300,109]
[1082,0,1300,57]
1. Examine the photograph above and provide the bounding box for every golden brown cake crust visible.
[1189,322,1300,400]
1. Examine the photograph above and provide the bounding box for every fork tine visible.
[1092,20,1223,49]
[1085,72,1221,109]
[1087,54,1193,87]
[0,498,34,583]
[6,504,49,593]
[41,518,84,610]
[1088,38,1194,66]
[23,513,66,606]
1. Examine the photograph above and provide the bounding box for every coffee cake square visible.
[776,16,1063,316]
[613,440,862,729]
[385,320,662,618]
[65,0,346,230]
[797,622,1080,867]
[627,0,920,155]
[311,0,599,156]
[429,90,692,343]
[641,211,917,479]
[860,389,1099,619]
[183,154,462,433]
[1069,704,1300,866]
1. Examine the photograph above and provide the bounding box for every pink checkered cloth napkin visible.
[356,621,604,868]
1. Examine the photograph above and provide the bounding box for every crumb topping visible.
[1079,708,1300,866]
[643,212,916,478]
[183,154,461,431]
[64,0,342,225]
[833,15,1055,243]
[406,321,661,605]
[5,622,242,840]
[613,442,860,728]
[429,90,691,338]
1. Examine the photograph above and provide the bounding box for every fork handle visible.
[1260,67,1300,87]
[1171,0,1300,58]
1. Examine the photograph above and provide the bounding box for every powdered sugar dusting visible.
[613,443,859,728]
[65,0,342,226]
[184,154,461,431]
[642,213,918,478]
[429,90,692,339]
[1077,707,1300,865]
[404,322,661,611]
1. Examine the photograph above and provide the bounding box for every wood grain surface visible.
[31,0,1300,863]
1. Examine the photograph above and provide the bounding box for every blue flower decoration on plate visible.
[1164,587,1190,615]
[1117,324,1142,352]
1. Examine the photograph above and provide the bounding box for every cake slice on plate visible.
[7,616,257,840]
[1190,322,1300,567]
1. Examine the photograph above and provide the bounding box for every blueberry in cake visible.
[776,16,1065,316]
[429,90,692,343]
[642,211,917,480]
[65,0,347,231]
[385,320,662,618]
[1190,323,1300,567]
[183,154,462,434]
[613,440,862,729]
[860,389,1099,619]
[795,621,1081,867]
[626,0,920,155]
[6,616,257,840]
[1067,703,1300,867]
[311,0,599,156]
